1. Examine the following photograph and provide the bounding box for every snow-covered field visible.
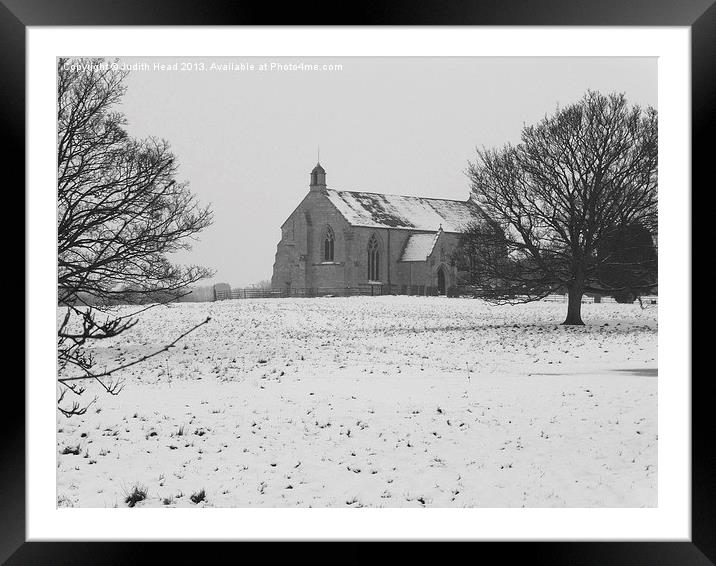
[56,296,657,508]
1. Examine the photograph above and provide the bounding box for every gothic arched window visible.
[323,225,335,262]
[367,234,380,281]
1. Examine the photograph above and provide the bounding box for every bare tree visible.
[57,57,214,416]
[460,91,657,325]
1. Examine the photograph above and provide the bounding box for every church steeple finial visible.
[310,159,326,191]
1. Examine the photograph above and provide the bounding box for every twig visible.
[58,316,211,384]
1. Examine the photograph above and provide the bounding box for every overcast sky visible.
[114,56,657,287]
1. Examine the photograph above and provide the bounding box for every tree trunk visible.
[563,284,585,325]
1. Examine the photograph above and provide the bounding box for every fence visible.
[214,286,658,304]
[542,294,658,305]
[215,284,427,300]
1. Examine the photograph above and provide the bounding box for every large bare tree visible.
[459,91,657,325]
[57,58,213,416]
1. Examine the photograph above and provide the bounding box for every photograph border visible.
[8,0,709,563]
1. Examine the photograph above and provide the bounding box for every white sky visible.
[115,56,657,287]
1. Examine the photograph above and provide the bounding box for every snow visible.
[325,189,487,232]
[400,233,439,262]
[56,297,657,508]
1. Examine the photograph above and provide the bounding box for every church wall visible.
[272,190,353,291]
[395,261,430,290]
[270,207,304,291]
[394,232,462,293]
[306,192,352,289]
[348,227,415,289]
[426,232,461,290]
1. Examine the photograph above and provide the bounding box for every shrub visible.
[190,489,206,504]
[60,445,81,455]
[125,485,148,507]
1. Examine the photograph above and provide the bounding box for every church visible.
[271,162,492,296]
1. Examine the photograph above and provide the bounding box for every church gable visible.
[426,230,453,265]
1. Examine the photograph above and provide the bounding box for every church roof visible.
[400,232,440,262]
[324,189,486,232]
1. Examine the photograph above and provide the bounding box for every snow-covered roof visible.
[400,233,439,262]
[324,189,485,232]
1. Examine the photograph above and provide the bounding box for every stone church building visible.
[271,163,492,296]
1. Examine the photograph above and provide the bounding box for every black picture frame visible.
[7,1,708,563]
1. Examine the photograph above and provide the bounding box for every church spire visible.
[310,160,326,191]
